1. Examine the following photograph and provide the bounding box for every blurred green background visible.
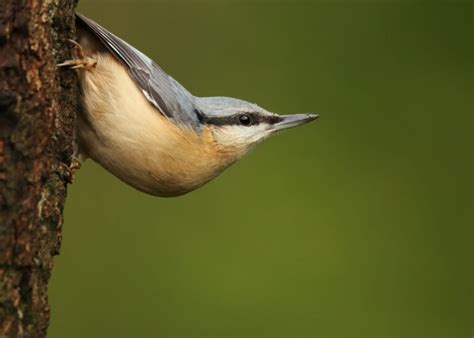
[48,1,472,337]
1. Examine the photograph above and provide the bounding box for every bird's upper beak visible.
[271,113,319,131]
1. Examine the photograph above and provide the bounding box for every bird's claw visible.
[61,159,82,184]
[57,39,97,70]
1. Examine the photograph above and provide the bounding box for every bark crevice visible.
[0,1,79,337]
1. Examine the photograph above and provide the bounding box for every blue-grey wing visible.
[76,13,200,129]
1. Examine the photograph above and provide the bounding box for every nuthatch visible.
[59,13,318,197]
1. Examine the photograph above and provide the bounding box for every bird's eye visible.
[239,114,251,126]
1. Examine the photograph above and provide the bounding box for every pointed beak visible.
[271,113,319,132]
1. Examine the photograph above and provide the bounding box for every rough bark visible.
[0,0,78,337]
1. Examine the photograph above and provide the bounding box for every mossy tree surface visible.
[0,0,78,337]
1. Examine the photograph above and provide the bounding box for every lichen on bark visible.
[0,0,78,337]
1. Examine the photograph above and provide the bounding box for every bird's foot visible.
[58,58,97,70]
[61,158,82,184]
[57,39,97,70]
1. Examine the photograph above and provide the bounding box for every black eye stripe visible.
[198,112,283,126]
[194,109,205,123]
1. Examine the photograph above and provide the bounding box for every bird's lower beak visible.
[271,113,319,132]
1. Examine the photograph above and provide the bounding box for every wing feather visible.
[76,13,199,129]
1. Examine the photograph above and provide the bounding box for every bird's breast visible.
[76,52,242,196]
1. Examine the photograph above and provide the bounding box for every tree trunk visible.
[0,0,78,337]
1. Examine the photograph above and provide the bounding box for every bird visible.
[59,13,319,197]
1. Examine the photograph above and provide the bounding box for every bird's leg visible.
[60,158,82,184]
[58,39,97,70]
[60,138,88,184]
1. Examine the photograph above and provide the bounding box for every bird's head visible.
[194,96,318,156]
